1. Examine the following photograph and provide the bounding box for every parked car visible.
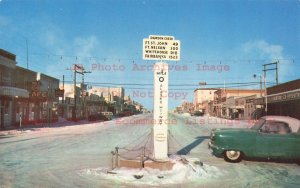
[101,111,113,120]
[88,113,109,121]
[208,116,300,163]
[123,110,134,117]
[193,111,204,116]
[230,112,239,119]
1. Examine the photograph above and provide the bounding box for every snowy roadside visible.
[78,155,225,187]
[0,114,146,137]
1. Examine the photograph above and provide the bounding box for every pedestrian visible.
[19,113,22,131]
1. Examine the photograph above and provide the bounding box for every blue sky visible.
[0,0,299,110]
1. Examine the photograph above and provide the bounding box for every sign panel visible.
[143,35,180,61]
[55,89,64,97]
[153,62,168,160]
[268,90,300,103]
[29,81,47,101]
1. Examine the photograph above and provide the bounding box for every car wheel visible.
[224,150,243,163]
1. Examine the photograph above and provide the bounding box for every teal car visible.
[208,116,300,163]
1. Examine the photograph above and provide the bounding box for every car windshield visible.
[250,118,265,130]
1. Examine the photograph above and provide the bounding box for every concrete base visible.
[118,158,142,169]
[118,158,175,171]
[144,160,175,171]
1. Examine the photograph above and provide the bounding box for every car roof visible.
[261,116,300,133]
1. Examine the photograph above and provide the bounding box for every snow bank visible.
[78,156,225,186]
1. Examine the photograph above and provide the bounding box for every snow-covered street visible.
[1,114,299,188]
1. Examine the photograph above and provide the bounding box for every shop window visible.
[4,101,10,114]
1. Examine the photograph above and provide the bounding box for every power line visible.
[20,52,297,64]
[63,81,275,87]
[62,81,275,91]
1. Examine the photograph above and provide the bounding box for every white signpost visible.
[143,35,180,160]
[153,62,168,159]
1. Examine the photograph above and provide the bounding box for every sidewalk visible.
[0,117,106,136]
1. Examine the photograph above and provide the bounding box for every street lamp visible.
[253,74,267,114]
[253,74,263,97]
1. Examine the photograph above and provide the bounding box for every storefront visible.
[254,79,300,120]
[0,86,29,129]
[267,89,300,120]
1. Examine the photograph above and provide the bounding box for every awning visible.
[0,86,29,98]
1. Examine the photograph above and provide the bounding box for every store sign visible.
[30,81,47,101]
[30,91,47,101]
[253,97,264,105]
[246,98,254,103]
[143,35,180,61]
[268,90,300,103]
[55,89,64,97]
[31,81,41,91]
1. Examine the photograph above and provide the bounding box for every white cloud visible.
[34,23,102,79]
[43,35,101,78]
[73,36,99,58]
[241,40,296,83]
[242,40,283,60]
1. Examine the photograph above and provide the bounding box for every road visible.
[0,114,299,188]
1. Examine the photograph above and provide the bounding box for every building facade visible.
[194,88,217,112]
[0,49,29,129]
[254,79,300,120]
[214,88,263,119]
[0,49,59,129]
[89,87,124,115]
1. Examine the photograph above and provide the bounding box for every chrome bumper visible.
[208,141,218,150]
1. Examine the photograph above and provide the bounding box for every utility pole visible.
[80,68,91,120]
[276,62,278,85]
[62,75,65,104]
[72,64,91,120]
[62,75,65,118]
[260,75,262,97]
[26,39,29,69]
[82,74,84,119]
[264,74,267,114]
[73,64,77,120]
[262,61,279,114]
[253,74,263,97]
[263,64,268,114]
[262,61,279,85]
